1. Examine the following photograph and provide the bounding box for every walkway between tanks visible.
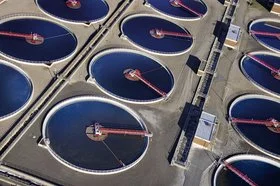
[171,0,239,169]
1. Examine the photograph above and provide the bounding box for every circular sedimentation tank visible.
[229,95,280,160]
[0,61,33,120]
[249,18,280,53]
[42,96,150,175]
[36,0,109,24]
[145,0,207,21]
[213,154,280,186]
[89,48,174,104]
[240,51,280,97]
[0,16,77,64]
[121,14,193,56]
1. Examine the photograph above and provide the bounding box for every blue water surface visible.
[122,16,193,54]
[90,51,174,101]
[37,0,109,23]
[146,0,207,19]
[242,54,280,95]
[251,21,280,52]
[217,160,280,186]
[230,97,280,156]
[0,63,32,118]
[0,18,77,63]
[46,99,148,171]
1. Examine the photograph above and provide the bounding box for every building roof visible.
[195,112,216,141]
[226,24,241,42]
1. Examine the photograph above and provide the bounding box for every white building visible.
[193,112,216,148]
[224,24,241,49]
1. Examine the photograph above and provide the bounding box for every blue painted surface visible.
[251,21,280,52]
[0,18,77,63]
[147,0,207,19]
[46,99,148,170]
[122,16,193,54]
[90,51,174,101]
[217,160,280,186]
[242,54,280,95]
[0,63,32,118]
[230,98,280,156]
[37,0,109,23]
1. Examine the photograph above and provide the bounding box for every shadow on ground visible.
[256,0,273,11]
[217,0,225,5]
[186,55,201,74]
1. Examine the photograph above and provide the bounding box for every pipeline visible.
[231,117,279,127]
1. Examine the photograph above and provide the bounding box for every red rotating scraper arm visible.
[223,161,258,186]
[94,123,153,137]
[124,69,167,97]
[231,117,280,128]
[0,31,44,45]
[169,0,203,17]
[0,31,42,40]
[250,30,280,38]
[246,54,279,74]
[150,28,192,39]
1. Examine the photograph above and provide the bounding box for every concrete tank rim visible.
[35,0,110,25]
[213,154,280,186]
[229,94,280,160]
[144,0,208,21]
[120,13,194,56]
[88,48,175,104]
[249,18,280,54]
[0,60,34,121]
[0,14,78,65]
[42,96,150,175]
[240,51,280,98]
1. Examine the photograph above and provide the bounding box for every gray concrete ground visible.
[185,1,280,186]
[0,0,114,138]
[1,0,278,186]
[0,0,226,186]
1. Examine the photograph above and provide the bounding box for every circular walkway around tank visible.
[213,154,280,186]
[42,96,149,175]
[145,0,207,21]
[89,49,174,104]
[229,95,280,160]
[36,0,109,24]
[249,18,280,53]
[121,14,193,56]
[240,51,280,97]
[0,16,77,64]
[0,61,33,120]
